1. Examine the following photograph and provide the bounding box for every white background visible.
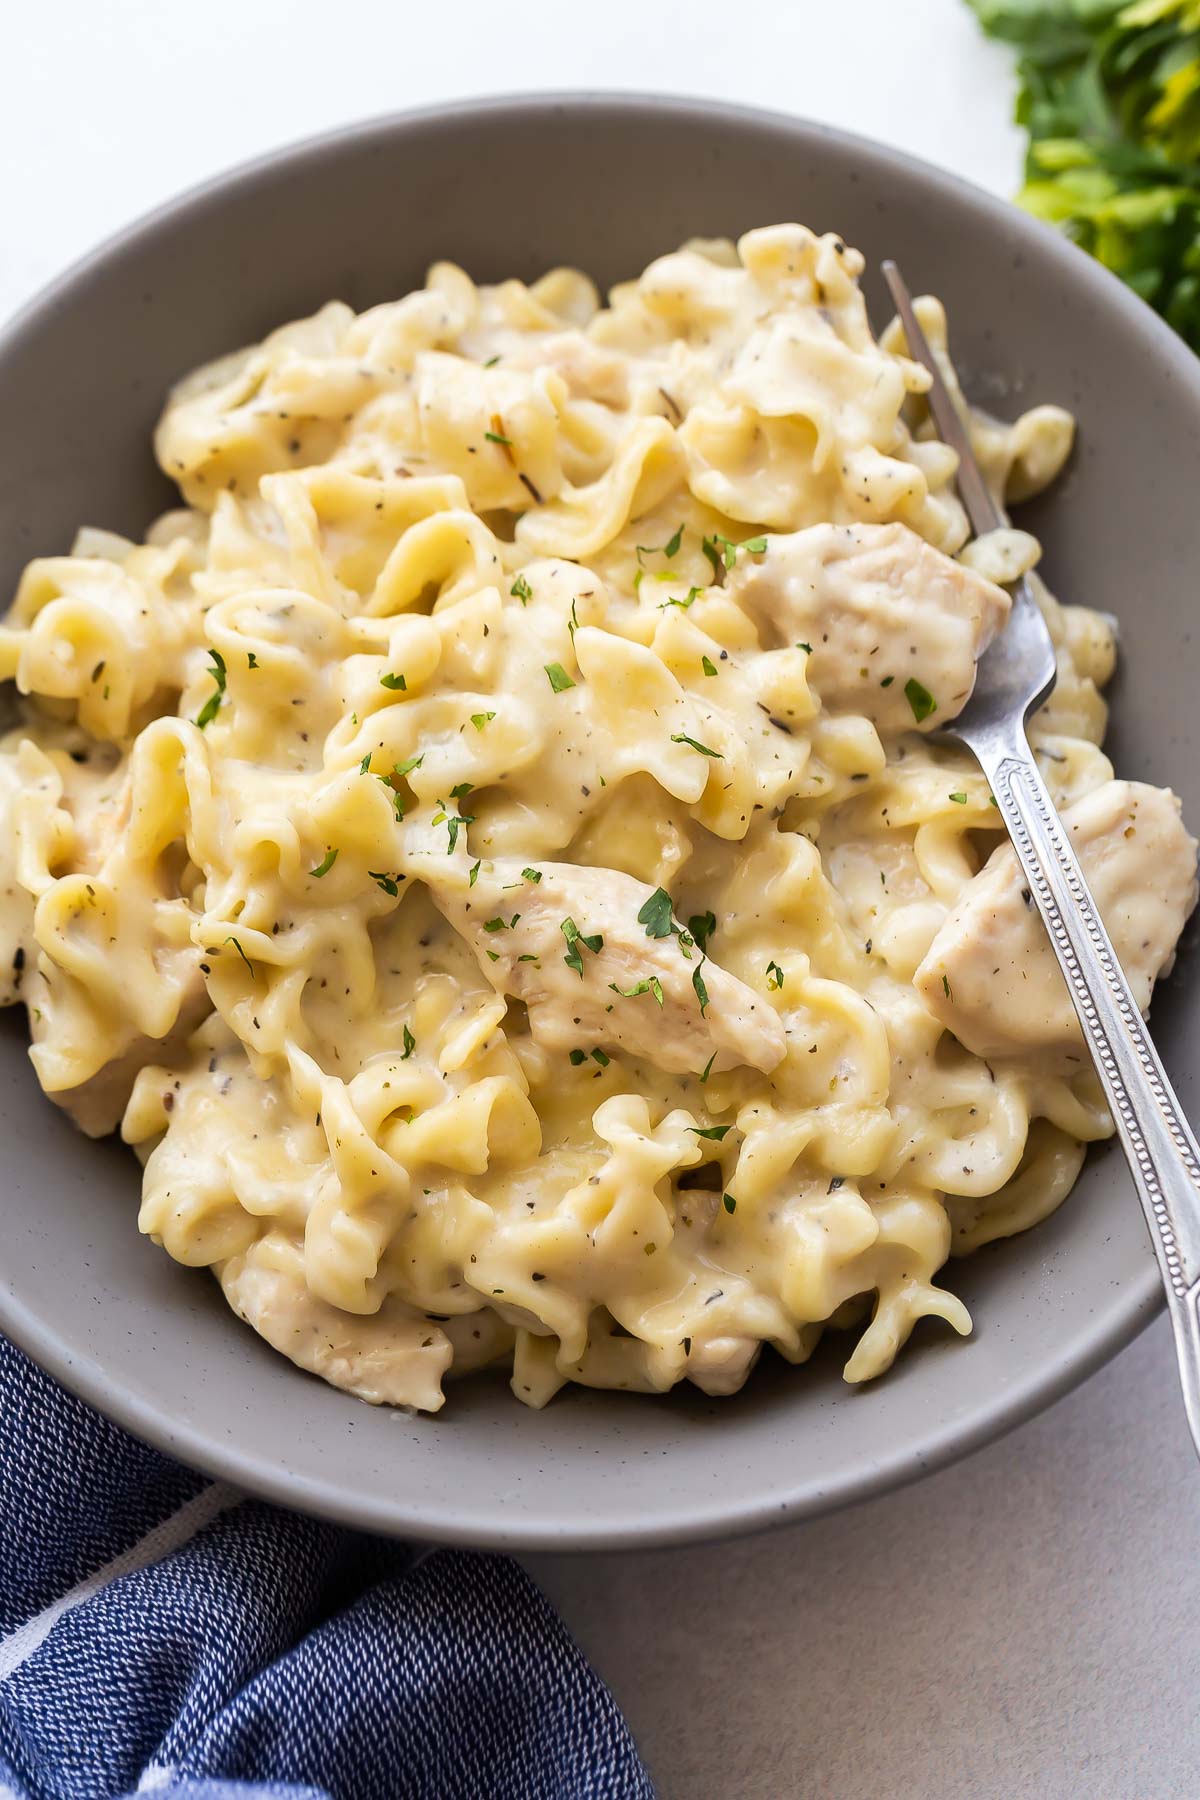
[6,3,1200,1796]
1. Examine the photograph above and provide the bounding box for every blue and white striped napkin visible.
[0,1335,654,1799]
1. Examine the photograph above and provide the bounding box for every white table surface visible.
[6,4,1198,1795]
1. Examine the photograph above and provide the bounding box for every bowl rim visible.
[0,90,1181,1551]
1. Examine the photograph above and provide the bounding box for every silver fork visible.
[883,260,1200,1459]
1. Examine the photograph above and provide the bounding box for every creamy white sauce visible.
[0,223,1188,1412]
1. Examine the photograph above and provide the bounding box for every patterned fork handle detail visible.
[978,735,1200,1448]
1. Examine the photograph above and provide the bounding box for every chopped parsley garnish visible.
[701,654,719,677]
[470,710,496,731]
[592,1048,610,1067]
[401,1024,416,1059]
[638,887,697,959]
[765,959,785,991]
[659,586,701,613]
[469,860,481,886]
[687,911,716,953]
[702,532,768,574]
[369,871,400,895]
[942,973,952,999]
[247,652,259,669]
[483,914,519,932]
[637,524,684,563]
[394,753,424,777]
[797,641,813,654]
[689,1123,732,1141]
[880,674,894,688]
[569,1048,587,1065]
[692,962,710,1015]
[511,574,532,603]
[544,662,575,693]
[450,781,474,800]
[722,1193,737,1214]
[224,935,253,975]
[904,677,936,724]
[379,779,406,821]
[379,671,407,691]
[485,429,513,446]
[698,1050,717,1083]
[517,953,539,964]
[359,753,372,774]
[195,649,227,729]
[609,976,665,1006]
[561,917,603,977]
[637,887,676,940]
[483,355,500,368]
[521,867,542,884]
[309,848,338,878]
[433,801,475,854]
[948,791,968,805]
[670,731,722,758]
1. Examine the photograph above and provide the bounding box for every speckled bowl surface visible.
[1,95,1196,1549]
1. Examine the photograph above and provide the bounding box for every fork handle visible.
[973,728,1200,1455]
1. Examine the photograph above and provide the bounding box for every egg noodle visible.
[1,224,1193,1412]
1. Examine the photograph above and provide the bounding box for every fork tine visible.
[881,261,1005,539]
[880,261,1057,730]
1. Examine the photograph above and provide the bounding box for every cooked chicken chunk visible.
[219,1242,453,1411]
[438,858,785,1076]
[915,780,1198,1067]
[726,521,1010,732]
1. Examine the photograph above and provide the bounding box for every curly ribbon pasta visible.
[0,221,1182,1417]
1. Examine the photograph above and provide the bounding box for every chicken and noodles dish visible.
[1,224,1193,1411]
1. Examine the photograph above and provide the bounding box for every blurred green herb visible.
[969,0,1200,348]
[195,649,226,729]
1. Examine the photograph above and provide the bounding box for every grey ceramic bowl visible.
[1,95,1197,1551]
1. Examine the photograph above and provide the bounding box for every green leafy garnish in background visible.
[968,0,1200,348]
